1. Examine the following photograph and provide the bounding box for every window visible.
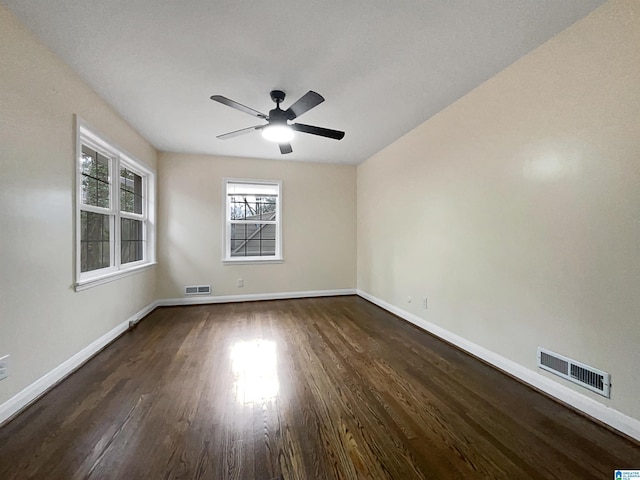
[224,179,282,263]
[76,120,156,290]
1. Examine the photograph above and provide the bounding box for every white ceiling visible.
[4,0,604,164]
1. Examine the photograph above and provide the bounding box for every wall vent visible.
[537,347,610,398]
[185,285,211,295]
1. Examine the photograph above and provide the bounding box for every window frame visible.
[75,117,156,291]
[222,178,283,264]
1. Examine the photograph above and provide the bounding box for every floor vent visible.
[537,348,610,398]
[185,285,211,295]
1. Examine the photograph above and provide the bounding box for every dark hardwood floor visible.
[1,296,638,479]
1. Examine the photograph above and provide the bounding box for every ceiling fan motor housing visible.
[269,107,288,125]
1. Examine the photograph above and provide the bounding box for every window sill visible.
[75,262,157,292]
[223,257,283,265]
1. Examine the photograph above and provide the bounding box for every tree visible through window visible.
[76,121,155,289]
[119,167,144,264]
[80,146,111,272]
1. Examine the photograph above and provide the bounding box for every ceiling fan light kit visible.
[211,89,345,155]
[261,125,293,143]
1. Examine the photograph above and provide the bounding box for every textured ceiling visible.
[3,0,605,164]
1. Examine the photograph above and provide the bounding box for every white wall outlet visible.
[0,355,9,381]
[237,278,244,287]
[422,297,428,309]
[407,296,413,304]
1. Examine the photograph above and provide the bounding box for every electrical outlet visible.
[0,355,9,381]
[422,297,428,309]
[407,296,413,304]
[237,278,244,287]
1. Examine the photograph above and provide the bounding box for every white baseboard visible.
[0,289,354,426]
[356,289,640,442]
[157,288,357,307]
[13,289,634,442]
[129,300,161,326]
[0,303,150,426]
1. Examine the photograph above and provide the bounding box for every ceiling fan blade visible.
[211,95,268,119]
[279,143,293,155]
[217,125,263,139]
[292,123,345,140]
[285,91,324,120]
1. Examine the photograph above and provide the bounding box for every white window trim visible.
[222,178,283,264]
[75,116,156,291]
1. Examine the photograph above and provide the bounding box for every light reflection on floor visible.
[229,339,279,404]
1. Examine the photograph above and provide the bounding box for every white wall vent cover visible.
[537,347,610,398]
[184,285,211,295]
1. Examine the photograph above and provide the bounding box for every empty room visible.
[1,0,639,478]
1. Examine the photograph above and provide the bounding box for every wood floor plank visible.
[1,296,638,479]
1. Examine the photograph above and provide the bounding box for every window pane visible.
[121,241,130,266]
[102,214,110,240]
[230,196,247,220]
[121,218,143,264]
[230,223,247,257]
[80,147,94,175]
[80,146,108,182]
[261,239,276,256]
[81,177,96,205]
[96,153,109,182]
[246,239,259,256]
[81,145,110,208]
[102,234,110,266]
[261,224,276,240]
[247,239,275,257]
[230,223,247,241]
[80,211,110,272]
[230,224,244,256]
[96,178,110,208]
[120,167,143,214]
[256,196,277,220]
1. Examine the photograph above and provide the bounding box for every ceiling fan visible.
[210,90,345,154]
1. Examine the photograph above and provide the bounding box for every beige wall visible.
[156,153,356,298]
[0,6,157,406]
[358,0,640,420]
